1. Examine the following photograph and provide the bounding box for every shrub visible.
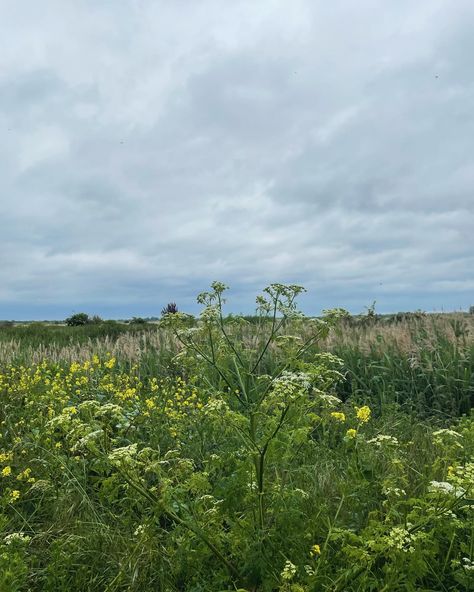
[129,317,147,325]
[65,313,90,326]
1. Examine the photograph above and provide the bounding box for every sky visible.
[1,0,473,319]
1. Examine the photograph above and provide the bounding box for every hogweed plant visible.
[161,287,344,533]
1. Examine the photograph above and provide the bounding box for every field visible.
[1,284,473,591]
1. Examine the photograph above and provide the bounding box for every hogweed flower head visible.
[280,560,297,581]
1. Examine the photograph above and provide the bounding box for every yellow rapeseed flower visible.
[356,405,371,423]
[16,468,31,481]
[2,466,12,477]
[330,412,346,422]
[10,490,20,502]
[346,428,357,439]
[104,357,116,369]
[310,544,321,557]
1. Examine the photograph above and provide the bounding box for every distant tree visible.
[161,302,178,316]
[469,305,474,315]
[65,313,90,326]
[129,317,147,324]
[90,315,103,324]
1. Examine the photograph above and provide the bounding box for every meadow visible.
[0,283,473,591]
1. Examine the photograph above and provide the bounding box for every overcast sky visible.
[1,0,473,319]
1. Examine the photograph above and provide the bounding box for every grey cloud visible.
[0,0,473,319]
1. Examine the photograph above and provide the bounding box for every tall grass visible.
[1,313,472,417]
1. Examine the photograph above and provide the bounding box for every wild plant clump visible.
[0,284,473,591]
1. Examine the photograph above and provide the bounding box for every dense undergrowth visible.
[0,284,473,591]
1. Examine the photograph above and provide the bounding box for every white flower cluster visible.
[133,525,146,537]
[367,435,399,447]
[433,429,463,448]
[4,532,31,545]
[108,443,138,465]
[382,486,406,497]
[432,429,462,438]
[429,480,465,498]
[462,557,474,572]
[316,392,342,408]
[280,560,297,581]
[273,371,312,391]
[203,398,229,415]
[386,526,419,553]
[76,429,105,451]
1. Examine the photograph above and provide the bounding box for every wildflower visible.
[382,486,406,497]
[2,466,12,477]
[346,428,357,439]
[385,526,417,553]
[462,557,474,572]
[281,560,297,581]
[355,405,371,423]
[16,468,31,481]
[429,481,465,498]
[310,544,321,557]
[433,428,462,438]
[367,434,399,447]
[4,532,30,545]
[10,490,20,502]
[304,564,315,576]
[104,357,116,369]
[318,393,342,407]
[330,412,346,423]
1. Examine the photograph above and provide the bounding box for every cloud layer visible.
[1,0,473,318]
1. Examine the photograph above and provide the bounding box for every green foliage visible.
[65,312,91,326]
[129,316,147,324]
[0,285,473,590]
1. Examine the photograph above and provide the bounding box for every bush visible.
[65,313,90,326]
[129,317,147,325]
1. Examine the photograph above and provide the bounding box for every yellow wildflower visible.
[310,544,321,557]
[330,412,346,423]
[356,405,371,423]
[346,428,357,439]
[16,468,31,481]
[2,466,12,477]
[10,490,20,502]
